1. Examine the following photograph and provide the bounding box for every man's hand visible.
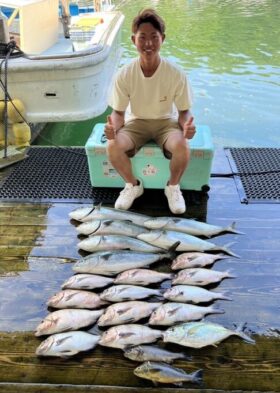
[104,115,115,140]
[183,116,196,139]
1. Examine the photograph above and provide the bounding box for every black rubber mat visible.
[225,148,280,204]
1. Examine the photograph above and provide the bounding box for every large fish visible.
[164,285,232,303]
[148,302,224,326]
[98,301,161,326]
[99,324,162,349]
[143,217,243,237]
[134,362,203,386]
[124,345,189,363]
[47,289,107,309]
[171,252,229,270]
[114,269,173,286]
[73,250,173,276]
[35,309,104,336]
[69,204,150,226]
[100,285,162,302]
[35,331,100,358]
[62,274,114,290]
[76,219,149,237]
[137,230,238,256]
[78,235,165,253]
[172,268,236,286]
[163,321,255,348]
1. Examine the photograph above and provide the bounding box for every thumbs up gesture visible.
[183,116,196,139]
[104,115,115,140]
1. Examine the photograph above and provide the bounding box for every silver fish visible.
[134,362,203,386]
[76,219,149,237]
[78,235,165,253]
[163,321,255,348]
[137,230,238,257]
[47,289,107,309]
[100,285,162,302]
[69,204,150,226]
[35,309,104,336]
[114,269,173,286]
[73,250,173,276]
[172,268,236,286]
[99,324,162,349]
[164,285,232,303]
[124,345,188,363]
[143,217,243,237]
[98,301,161,326]
[149,302,224,326]
[35,331,99,358]
[171,252,229,270]
[62,274,114,290]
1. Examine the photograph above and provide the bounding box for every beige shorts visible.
[118,118,182,157]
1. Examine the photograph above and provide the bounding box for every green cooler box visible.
[85,123,214,191]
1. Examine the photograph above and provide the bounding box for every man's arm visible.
[104,110,125,140]
[178,109,196,139]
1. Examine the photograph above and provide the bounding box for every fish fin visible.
[119,332,135,338]
[83,205,97,219]
[103,220,114,226]
[227,222,245,235]
[169,241,181,252]
[102,253,112,261]
[64,292,79,301]
[168,306,182,316]
[190,369,203,384]
[55,335,72,346]
[123,317,136,323]
[173,382,183,387]
[117,307,132,315]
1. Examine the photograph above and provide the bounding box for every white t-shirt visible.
[109,57,193,120]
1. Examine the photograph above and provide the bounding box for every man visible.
[105,8,195,214]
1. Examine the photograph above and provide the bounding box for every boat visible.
[0,0,125,123]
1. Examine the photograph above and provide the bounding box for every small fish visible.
[149,302,224,326]
[78,235,165,253]
[172,268,236,286]
[35,309,104,336]
[143,217,243,237]
[35,331,99,358]
[99,324,162,349]
[62,274,114,290]
[76,219,149,237]
[47,289,107,309]
[124,345,189,363]
[164,285,232,303]
[163,321,255,348]
[98,301,161,326]
[171,252,229,270]
[73,250,173,276]
[137,230,238,257]
[114,269,173,286]
[134,361,203,386]
[69,204,150,226]
[100,285,162,302]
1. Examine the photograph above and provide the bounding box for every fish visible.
[35,331,99,358]
[137,230,238,257]
[148,302,224,326]
[100,285,162,302]
[163,321,255,348]
[73,250,173,276]
[114,269,173,286]
[164,285,232,303]
[35,309,104,336]
[78,235,165,253]
[99,324,162,349]
[98,301,161,326]
[62,274,114,290]
[134,362,203,386]
[143,216,243,237]
[69,204,150,226]
[46,289,107,309]
[171,252,230,270]
[76,219,149,237]
[124,345,189,363]
[172,268,236,286]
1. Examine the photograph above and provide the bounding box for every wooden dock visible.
[0,151,279,392]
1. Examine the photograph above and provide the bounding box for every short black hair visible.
[132,8,165,35]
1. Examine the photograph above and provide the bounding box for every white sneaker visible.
[115,180,144,210]
[164,184,186,214]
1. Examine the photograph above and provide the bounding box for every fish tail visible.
[235,323,255,344]
[225,269,237,279]
[210,305,225,314]
[219,291,233,301]
[227,222,245,235]
[189,369,203,384]
[218,242,240,258]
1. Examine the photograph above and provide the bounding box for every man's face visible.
[132,22,165,60]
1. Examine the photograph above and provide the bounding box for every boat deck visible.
[0,150,279,393]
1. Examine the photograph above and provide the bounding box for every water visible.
[36,0,280,148]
